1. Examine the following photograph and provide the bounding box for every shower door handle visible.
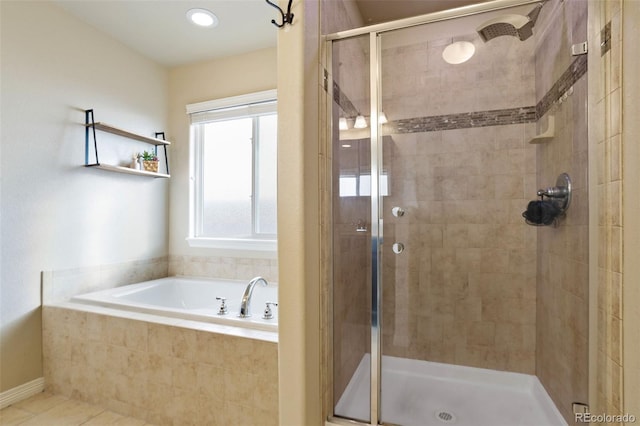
[392,243,404,254]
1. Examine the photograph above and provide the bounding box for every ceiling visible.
[52,0,488,68]
[355,0,485,25]
[52,0,278,67]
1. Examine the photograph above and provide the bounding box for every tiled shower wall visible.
[533,0,589,424]
[379,32,537,373]
[590,0,624,419]
[381,125,537,372]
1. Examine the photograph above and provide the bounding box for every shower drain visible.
[435,410,456,423]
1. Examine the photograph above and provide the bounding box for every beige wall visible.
[277,0,323,424]
[167,47,278,269]
[0,1,168,393]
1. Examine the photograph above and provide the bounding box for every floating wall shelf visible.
[88,122,170,146]
[90,164,171,179]
[84,109,171,178]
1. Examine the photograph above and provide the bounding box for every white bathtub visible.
[71,276,278,332]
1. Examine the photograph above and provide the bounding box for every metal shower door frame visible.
[325,0,542,424]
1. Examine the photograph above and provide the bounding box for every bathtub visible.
[70,276,278,332]
[44,274,279,423]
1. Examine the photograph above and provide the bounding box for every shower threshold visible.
[334,354,567,426]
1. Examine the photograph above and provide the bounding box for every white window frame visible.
[186,89,277,252]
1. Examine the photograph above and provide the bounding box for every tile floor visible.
[0,392,155,426]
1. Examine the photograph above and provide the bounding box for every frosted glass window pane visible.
[340,176,357,197]
[344,174,388,197]
[360,175,371,196]
[380,174,389,196]
[256,114,278,235]
[202,118,252,237]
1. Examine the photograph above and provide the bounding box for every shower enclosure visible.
[326,0,589,425]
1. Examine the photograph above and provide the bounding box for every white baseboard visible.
[0,377,45,409]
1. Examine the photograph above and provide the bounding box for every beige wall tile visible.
[43,307,278,424]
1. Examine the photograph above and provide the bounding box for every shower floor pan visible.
[335,354,567,426]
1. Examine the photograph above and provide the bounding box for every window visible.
[339,173,389,197]
[187,90,277,251]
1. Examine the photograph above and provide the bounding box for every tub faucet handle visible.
[215,297,228,315]
[262,301,278,319]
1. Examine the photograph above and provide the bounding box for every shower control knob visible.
[392,243,405,254]
[391,207,405,217]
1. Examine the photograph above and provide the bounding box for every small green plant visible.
[139,150,158,161]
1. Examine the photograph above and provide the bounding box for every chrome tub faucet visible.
[239,276,268,318]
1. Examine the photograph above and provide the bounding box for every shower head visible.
[476,3,544,42]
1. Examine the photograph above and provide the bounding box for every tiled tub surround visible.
[43,304,278,426]
[169,255,278,283]
[42,255,277,307]
[42,257,169,304]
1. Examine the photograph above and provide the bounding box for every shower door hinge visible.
[601,21,611,56]
[323,68,329,92]
[571,41,588,56]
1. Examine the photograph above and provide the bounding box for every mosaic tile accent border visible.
[389,106,537,133]
[333,81,359,117]
[536,54,588,118]
[332,54,587,134]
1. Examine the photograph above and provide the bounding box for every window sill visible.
[186,237,277,252]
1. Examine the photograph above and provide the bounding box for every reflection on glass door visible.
[331,33,372,424]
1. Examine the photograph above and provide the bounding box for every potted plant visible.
[139,150,159,173]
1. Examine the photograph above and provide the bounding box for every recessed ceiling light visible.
[442,41,476,65]
[187,8,218,27]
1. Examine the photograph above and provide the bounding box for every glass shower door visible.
[331,33,372,424]
[330,1,588,424]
